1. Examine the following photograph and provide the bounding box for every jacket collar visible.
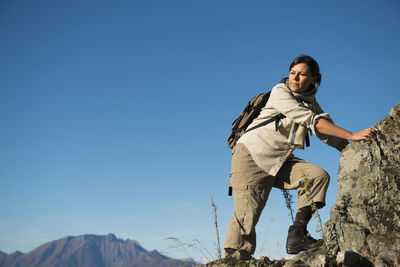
[283,81,316,103]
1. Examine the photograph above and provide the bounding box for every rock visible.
[282,247,327,267]
[202,249,330,267]
[324,103,400,265]
[336,250,373,266]
[201,256,287,267]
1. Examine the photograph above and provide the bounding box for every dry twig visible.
[210,197,222,259]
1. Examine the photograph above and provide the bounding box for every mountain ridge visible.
[0,233,195,267]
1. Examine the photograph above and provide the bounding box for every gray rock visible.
[201,256,286,267]
[336,250,368,266]
[324,103,400,265]
[283,247,327,267]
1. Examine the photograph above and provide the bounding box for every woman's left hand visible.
[349,127,376,141]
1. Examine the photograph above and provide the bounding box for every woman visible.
[224,55,375,260]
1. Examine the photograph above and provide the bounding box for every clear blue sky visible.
[1,0,399,262]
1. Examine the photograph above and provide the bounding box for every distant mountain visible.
[0,234,196,267]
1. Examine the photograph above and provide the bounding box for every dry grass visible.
[210,197,222,260]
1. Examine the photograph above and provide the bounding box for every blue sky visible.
[1,0,399,262]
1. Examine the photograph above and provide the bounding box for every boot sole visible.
[286,245,302,255]
[286,241,323,255]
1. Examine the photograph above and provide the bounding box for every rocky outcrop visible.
[324,103,400,266]
[203,103,400,266]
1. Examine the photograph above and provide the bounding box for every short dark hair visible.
[281,55,322,86]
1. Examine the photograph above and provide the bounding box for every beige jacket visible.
[237,82,344,176]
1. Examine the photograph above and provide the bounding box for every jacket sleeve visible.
[269,84,330,133]
[313,100,348,149]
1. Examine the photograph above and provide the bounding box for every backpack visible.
[227,91,284,149]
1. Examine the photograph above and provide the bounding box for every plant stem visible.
[210,197,222,259]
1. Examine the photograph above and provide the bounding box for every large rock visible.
[324,103,400,266]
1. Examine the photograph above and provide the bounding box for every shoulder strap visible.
[245,113,286,133]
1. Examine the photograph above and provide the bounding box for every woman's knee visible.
[310,166,330,184]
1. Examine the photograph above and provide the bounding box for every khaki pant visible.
[224,143,330,255]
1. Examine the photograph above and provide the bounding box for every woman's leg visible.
[224,144,275,258]
[274,158,330,254]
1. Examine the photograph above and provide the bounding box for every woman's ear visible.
[312,76,317,85]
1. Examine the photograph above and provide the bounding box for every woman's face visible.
[288,63,316,93]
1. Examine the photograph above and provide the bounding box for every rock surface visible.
[203,103,400,266]
[324,103,400,266]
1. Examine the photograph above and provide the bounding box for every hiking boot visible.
[286,225,323,254]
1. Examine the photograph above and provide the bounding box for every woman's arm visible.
[316,118,376,142]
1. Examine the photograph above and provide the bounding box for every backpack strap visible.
[246,114,311,148]
[228,186,232,196]
[245,113,286,133]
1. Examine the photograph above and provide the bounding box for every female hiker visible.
[224,55,375,260]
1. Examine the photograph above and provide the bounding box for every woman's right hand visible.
[350,128,376,141]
